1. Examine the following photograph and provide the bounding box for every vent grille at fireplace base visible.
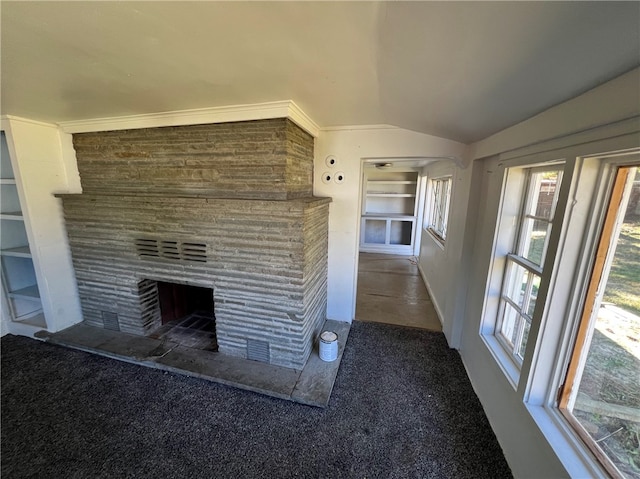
[101,311,120,331]
[247,339,270,363]
[135,239,207,263]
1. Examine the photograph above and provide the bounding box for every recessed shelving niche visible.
[360,168,420,255]
[0,131,45,327]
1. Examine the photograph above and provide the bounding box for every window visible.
[496,167,563,366]
[425,176,452,242]
[559,165,639,479]
[477,137,639,477]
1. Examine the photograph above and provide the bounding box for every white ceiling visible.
[1,2,638,143]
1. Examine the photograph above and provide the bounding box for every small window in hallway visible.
[425,176,452,242]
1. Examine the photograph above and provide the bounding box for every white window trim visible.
[527,404,611,478]
[424,175,452,244]
[494,166,565,368]
[519,156,614,479]
[425,226,446,251]
[481,161,566,385]
[479,136,640,479]
[537,154,639,478]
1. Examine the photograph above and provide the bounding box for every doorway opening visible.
[354,158,451,331]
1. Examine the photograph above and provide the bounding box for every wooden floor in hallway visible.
[355,253,442,331]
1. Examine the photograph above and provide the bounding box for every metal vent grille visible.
[135,239,207,263]
[246,339,270,363]
[101,311,120,331]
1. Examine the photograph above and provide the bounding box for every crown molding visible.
[320,124,397,132]
[57,100,320,137]
[286,102,320,138]
[1,115,59,130]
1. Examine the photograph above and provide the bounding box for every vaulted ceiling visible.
[1,2,638,143]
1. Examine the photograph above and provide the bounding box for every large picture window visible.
[496,167,563,365]
[425,176,452,242]
[559,165,639,479]
[478,139,639,478]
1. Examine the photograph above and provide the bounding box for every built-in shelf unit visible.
[1,131,46,328]
[360,168,420,254]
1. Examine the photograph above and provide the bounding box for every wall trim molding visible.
[1,115,59,130]
[57,100,320,137]
[497,115,640,163]
[417,262,445,327]
[320,124,398,132]
[286,101,321,138]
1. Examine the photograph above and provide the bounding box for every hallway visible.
[355,253,442,331]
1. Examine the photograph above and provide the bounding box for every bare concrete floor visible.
[356,253,442,331]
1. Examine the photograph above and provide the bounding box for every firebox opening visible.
[150,281,217,352]
[157,282,212,323]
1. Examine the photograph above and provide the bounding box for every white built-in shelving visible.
[0,131,45,327]
[360,169,420,255]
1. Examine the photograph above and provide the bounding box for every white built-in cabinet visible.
[360,168,421,255]
[0,118,82,337]
[0,131,46,328]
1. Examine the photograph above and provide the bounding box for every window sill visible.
[526,404,609,479]
[483,330,610,477]
[425,228,446,250]
[480,333,520,390]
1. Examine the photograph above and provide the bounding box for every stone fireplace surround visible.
[59,118,330,370]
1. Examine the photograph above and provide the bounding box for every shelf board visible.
[14,309,45,325]
[366,193,416,197]
[0,211,24,220]
[360,244,415,255]
[10,308,47,328]
[1,245,32,258]
[363,213,416,220]
[8,284,41,300]
[367,180,417,185]
[0,178,17,185]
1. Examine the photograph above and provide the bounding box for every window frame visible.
[557,164,639,479]
[476,128,640,478]
[494,165,565,369]
[424,175,452,243]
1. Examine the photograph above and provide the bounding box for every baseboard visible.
[417,261,444,327]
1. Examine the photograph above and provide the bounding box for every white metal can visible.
[319,331,338,362]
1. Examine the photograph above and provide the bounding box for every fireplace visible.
[59,118,330,370]
[147,281,218,352]
[156,282,214,325]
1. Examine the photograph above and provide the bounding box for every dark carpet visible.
[1,321,512,479]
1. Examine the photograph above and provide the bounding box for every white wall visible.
[414,68,640,478]
[458,155,569,478]
[417,159,472,347]
[1,117,83,334]
[470,67,640,160]
[313,126,466,321]
[2,119,467,332]
[0,291,10,336]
